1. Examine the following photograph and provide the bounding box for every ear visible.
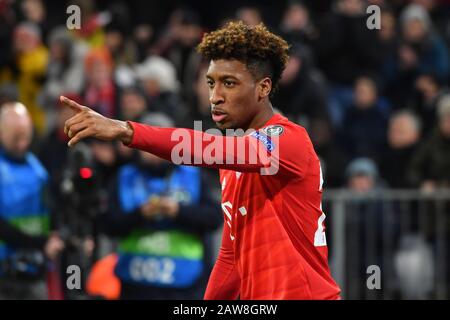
[258,77,272,100]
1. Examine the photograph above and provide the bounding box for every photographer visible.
[0,102,64,299]
[99,113,222,299]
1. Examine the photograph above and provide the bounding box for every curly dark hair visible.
[197,21,290,94]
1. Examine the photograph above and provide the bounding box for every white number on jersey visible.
[314,163,327,246]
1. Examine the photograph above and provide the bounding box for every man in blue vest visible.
[0,102,64,299]
[100,112,222,299]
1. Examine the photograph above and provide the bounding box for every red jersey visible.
[127,113,341,300]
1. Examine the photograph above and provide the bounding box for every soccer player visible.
[61,21,341,300]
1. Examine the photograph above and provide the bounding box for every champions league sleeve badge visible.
[262,125,284,136]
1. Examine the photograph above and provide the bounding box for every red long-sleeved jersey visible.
[127,113,341,299]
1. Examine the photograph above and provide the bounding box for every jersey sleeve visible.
[126,122,272,173]
[126,121,312,179]
[264,124,312,180]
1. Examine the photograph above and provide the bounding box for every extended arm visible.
[61,96,273,173]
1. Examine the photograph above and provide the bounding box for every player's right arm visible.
[61,96,272,173]
[204,221,240,300]
[62,95,311,178]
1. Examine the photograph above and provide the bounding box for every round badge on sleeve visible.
[263,125,284,136]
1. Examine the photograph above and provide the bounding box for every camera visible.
[57,142,105,298]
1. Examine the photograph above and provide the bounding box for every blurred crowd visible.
[1,0,450,299]
[1,0,450,191]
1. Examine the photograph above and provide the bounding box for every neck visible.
[0,147,26,163]
[246,102,274,130]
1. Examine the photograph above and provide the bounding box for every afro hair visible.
[197,21,290,94]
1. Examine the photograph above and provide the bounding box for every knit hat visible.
[135,56,179,93]
[400,4,432,32]
[346,157,378,179]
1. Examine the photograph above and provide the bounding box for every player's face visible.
[206,59,260,130]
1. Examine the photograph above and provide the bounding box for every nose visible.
[209,86,224,106]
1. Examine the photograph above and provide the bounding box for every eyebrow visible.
[206,74,239,81]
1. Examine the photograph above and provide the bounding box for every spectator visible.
[309,118,348,188]
[0,0,16,75]
[408,96,450,189]
[0,84,19,107]
[0,102,64,299]
[71,0,110,48]
[412,0,450,48]
[236,6,263,27]
[408,74,449,135]
[344,157,386,299]
[99,113,222,299]
[279,2,318,51]
[118,86,148,122]
[315,0,381,85]
[371,9,397,78]
[384,4,450,106]
[151,7,203,98]
[38,93,79,194]
[90,140,121,189]
[83,47,118,118]
[104,25,139,88]
[76,54,122,190]
[135,55,186,124]
[315,0,385,127]
[272,44,329,128]
[133,24,154,63]
[39,27,86,132]
[346,157,384,193]
[379,110,421,188]
[5,22,49,135]
[339,76,388,161]
[378,9,397,47]
[20,0,52,43]
[394,233,435,299]
[115,86,150,166]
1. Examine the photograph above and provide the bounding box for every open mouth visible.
[211,111,227,122]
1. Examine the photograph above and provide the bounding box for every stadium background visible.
[0,0,449,299]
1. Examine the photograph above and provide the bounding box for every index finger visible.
[60,95,85,113]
